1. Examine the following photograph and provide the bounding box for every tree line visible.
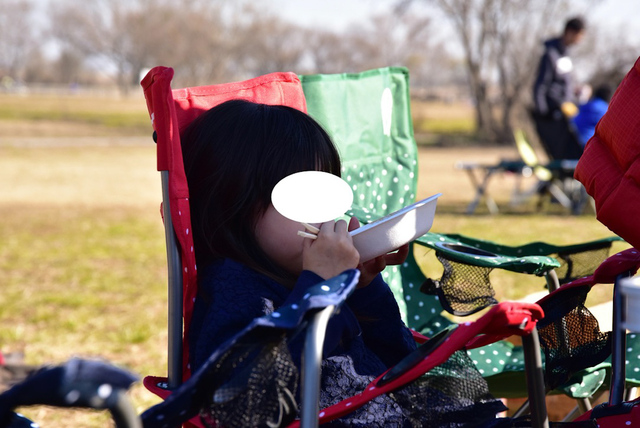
[1,0,637,144]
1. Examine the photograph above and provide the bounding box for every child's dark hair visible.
[181,99,342,284]
[593,84,612,103]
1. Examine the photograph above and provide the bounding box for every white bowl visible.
[350,194,441,263]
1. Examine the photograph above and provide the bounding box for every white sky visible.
[268,0,640,40]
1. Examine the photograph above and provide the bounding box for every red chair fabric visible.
[140,66,307,384]
[575,57,640,249]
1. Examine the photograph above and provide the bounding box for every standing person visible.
[532,17,586,160]
[573,83,612,146]
[533,17,586,120]
[182,99,507,426]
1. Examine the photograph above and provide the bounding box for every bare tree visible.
[573,24,639,90]
[399,0,575,143]
[49,0,230,92]
[304,7,447,86]
[226,5,308,78]
[49,0,133,92]
[0,0,39,80]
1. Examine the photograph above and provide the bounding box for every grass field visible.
[0,92,628,426]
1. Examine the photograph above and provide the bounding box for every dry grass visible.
[0,142,166,425]
[411,99,476,135]
[0,93,150,138]
[0,92,626,426]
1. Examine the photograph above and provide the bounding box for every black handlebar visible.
[0,358,140,428]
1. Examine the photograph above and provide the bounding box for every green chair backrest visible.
[300,68,445,332]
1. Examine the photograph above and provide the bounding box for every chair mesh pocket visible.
[537,285,611,390]
[389,349,507,427]
[199,338,299,428]
[421,253,498,316]
[554,245,612,285]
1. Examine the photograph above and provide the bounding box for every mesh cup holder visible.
[421,242,499,317]
[199,338,299,428]
[537,285,611,390]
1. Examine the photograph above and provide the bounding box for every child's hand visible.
[302,220,359,280]
[348,217,410,288]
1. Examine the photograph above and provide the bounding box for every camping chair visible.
[511,129,588,215]
[139,64,627,424]
[299,67,618,361]
[455,158,529,215]
[139,66,308,396]
[299,67,639,422]
[138,65,538,426]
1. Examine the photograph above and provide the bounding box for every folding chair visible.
[571,55,640,422]
[511,129,587,215]
[139,66,307,397]
[140,66,543,425]
[299,66,614,372]
[455,158,529,215]
[299,67,640,422]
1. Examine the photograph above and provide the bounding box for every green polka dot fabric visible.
[300,68,630,406]
[623,333,640,384]
[300,68,443,328]
[477,344,609,399]
[555,363,609,398]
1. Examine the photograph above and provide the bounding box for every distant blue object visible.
[573,97,609,146]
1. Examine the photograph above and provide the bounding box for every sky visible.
[268,0,640,41]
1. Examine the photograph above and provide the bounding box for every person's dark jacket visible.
[189,258,417,425]
[533,37,575,118]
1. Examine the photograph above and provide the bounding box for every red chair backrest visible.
[140,66,307,380]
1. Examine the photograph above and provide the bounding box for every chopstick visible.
[298,222,320,240]
[301,222,320,234]
[297,231,318,240]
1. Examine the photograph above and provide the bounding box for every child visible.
[183,100,505,426]
[572,83,612,146]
